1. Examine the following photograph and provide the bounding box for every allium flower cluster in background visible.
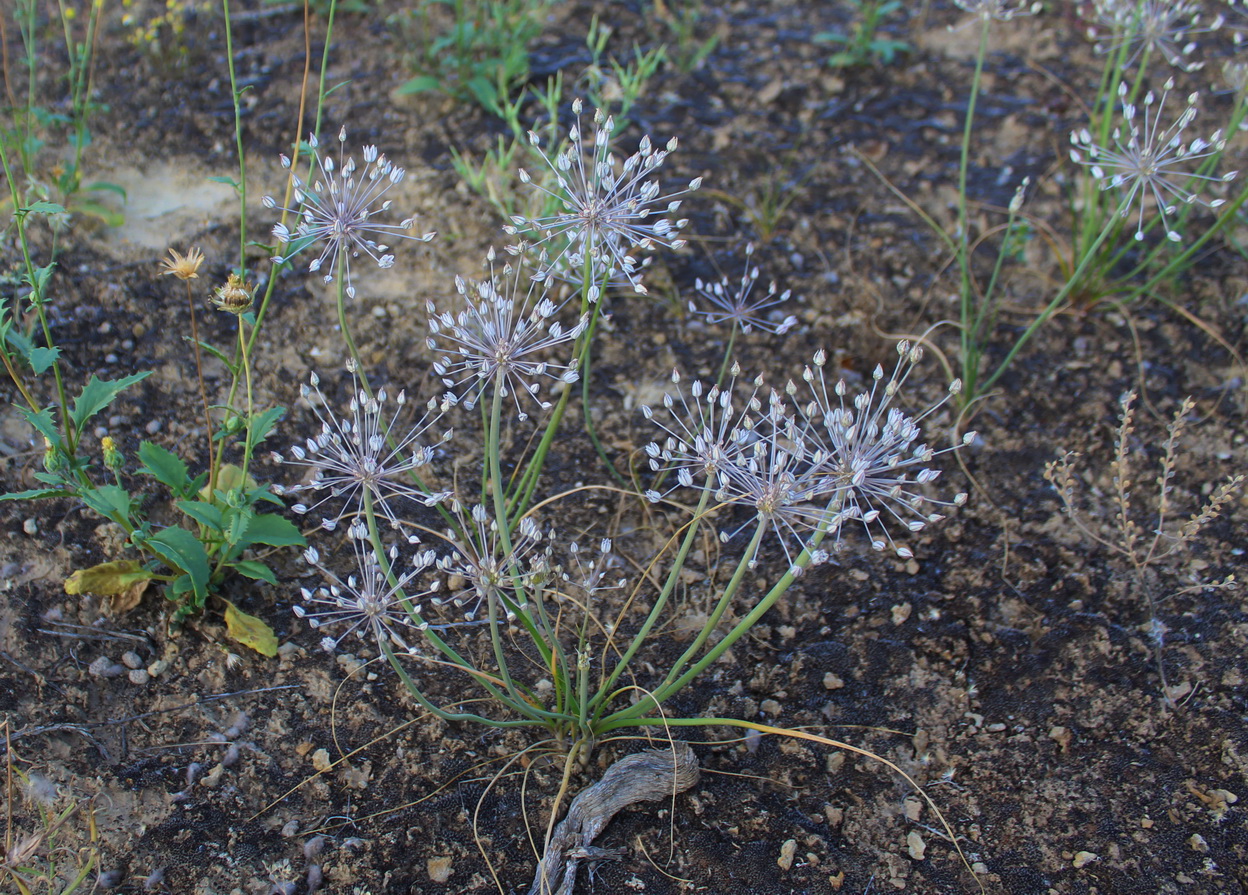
[644,341,972,571]
[1071,80,1236,242]
[266,127,436,299]
[1087,0,1221,72]
[689,243,797,335]
[505,98,701,295]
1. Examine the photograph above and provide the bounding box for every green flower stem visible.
[977,204,1124,396]
[385,642,542,729]
[237,317,255,483]
[508,256,605,522]
[0,139,72,453]
[956,15,991,391]
[640,522,765,705]
[222,0,248,278]
[589,487,713,715]
[604,539,813,726]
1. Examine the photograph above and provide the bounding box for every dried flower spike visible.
[265,127,436,299]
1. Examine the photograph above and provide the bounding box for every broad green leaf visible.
[79,485,135,523]
[147,527,210,603]
[26,345,60,375]
[16,406,60,444]
[138,441,191,494]
[69,372,151,434]
[177,499,225,531]
[64,559,153,596]
[23,200,66,215]
[247,406,286,450]
[232,559,278,586]
[223,600,278,656]
[241,513,305,548]
[397,75,443,95]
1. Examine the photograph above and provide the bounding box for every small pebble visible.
[427,856,453,883]
[127,668,150,686]
[777,838,797,871]
[311,748,332,772]
[186,763,202,786]
[122,651,143,670]
[1073,851,1098,868]
[760,699,782,716]
[303,835,326,860]
[22,518,38,536]
[906,831,926,860]
[89,657,125,678]
[199,764,223,788]
[306,865,323,894]
[145,419,162,435]
[105,353,118,364]
[94,426,108,439]
[281,820,301,838]
[1189,833,1209,853]
[147,659,169,677]
[823,672,844,690]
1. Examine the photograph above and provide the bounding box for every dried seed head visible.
[161,246,205,280]
[212,273,256,314]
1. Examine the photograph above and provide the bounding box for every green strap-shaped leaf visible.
[0,487,73,501]
[18,406,61,444]
[147,527,210,604]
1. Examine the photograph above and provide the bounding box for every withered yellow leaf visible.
[65,560,154,597]
[223,600,278,657]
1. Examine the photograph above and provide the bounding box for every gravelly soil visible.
[2,2,1246,894]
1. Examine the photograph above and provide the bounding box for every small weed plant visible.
[1045,392,1244,705]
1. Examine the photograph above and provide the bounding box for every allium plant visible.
[690,244,796,337]
[425,248,588,421]
[277,101,971,764]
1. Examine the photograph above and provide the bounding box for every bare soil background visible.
[2,2,1247,894]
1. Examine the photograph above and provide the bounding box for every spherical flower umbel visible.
[425,248,588,421]
[792,342,973,559]
[1070,80,1236,242]
[298,536,439,656]
[644,343,972,569]
[1087,0,1221,73]
[431,502,548,622]
[274,366,452,532]
[265,127,436,299]
[504,98,701,295]
[689,243,797,336]
[952,0,1041,21]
